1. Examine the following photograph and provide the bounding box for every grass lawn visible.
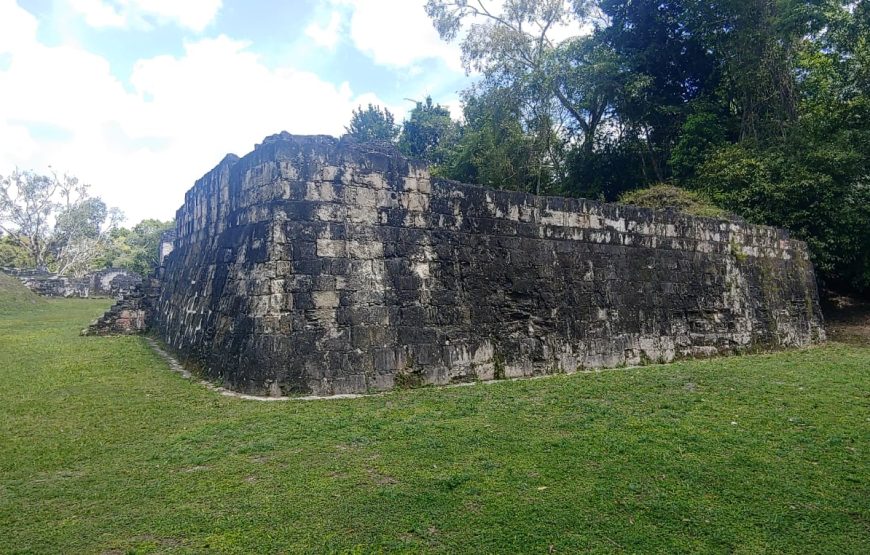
[0,297,868,553]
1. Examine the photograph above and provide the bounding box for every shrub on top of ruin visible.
[618,184,729,219]
[344,104,399,144]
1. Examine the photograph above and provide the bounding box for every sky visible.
[0,0,471,223]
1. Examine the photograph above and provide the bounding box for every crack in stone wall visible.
[152,132,825,396]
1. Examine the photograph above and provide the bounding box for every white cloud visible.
[0,0,38,53]
[332,0,463,72]
[125,35,378,143]
[305,11,343,50]
[332,0,589,73]
[68,0,223,32]
[0,3,394,224]
[67,0,126,28]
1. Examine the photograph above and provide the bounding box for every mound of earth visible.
[0,272,46,313]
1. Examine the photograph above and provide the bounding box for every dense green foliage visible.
[412,0,869,294]
[1,299,868,552]
[438,89,546,191]
[398,97,459,165]
[0,209,173,278]
[103,219,175,277]
[346,97,461,166]
[345,103,399,144]
[0,170,121,275]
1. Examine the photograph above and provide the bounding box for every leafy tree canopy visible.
[399,96,459,165]
[345,103,399,144]
[0,170,122,276]
[103,219,175,277]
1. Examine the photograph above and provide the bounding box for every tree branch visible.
[553,86,590,133]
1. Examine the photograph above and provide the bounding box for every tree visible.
[690,1,870,294]
[426,0,606,146]
[441,89,532,188]
[52,198,123,277]
[399,96,460,164]
[668,100,729,182]
[0,170,70,269]
[547,36,629,153]
[564,136,649,200]
[0,170,121,275]
[594,0,720,181]
[345,104,399,143]
[426,1,610,194]
[104,219,175,276]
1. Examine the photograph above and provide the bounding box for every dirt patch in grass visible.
[823,293,870,346]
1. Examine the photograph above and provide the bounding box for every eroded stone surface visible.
[153,133,825,396]
[83,277,161,336]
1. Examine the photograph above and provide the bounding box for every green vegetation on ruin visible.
[619,184,730,220]
[1,299,868,553]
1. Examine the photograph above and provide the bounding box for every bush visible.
[696,141,870,295]
[618,184,729,219]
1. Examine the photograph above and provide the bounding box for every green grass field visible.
[1,294,868,553]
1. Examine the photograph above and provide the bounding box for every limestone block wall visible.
[154,133,825,396]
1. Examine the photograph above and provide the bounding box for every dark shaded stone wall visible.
[154,133,825,396]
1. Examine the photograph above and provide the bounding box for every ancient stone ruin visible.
[83,276,158,336]
[104,132,822,396]
[3,267,141,299]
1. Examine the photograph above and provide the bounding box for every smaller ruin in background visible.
[2,267,141,299]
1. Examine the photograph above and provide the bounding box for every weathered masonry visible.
[3,267,141,299]
[153,132,824,396]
